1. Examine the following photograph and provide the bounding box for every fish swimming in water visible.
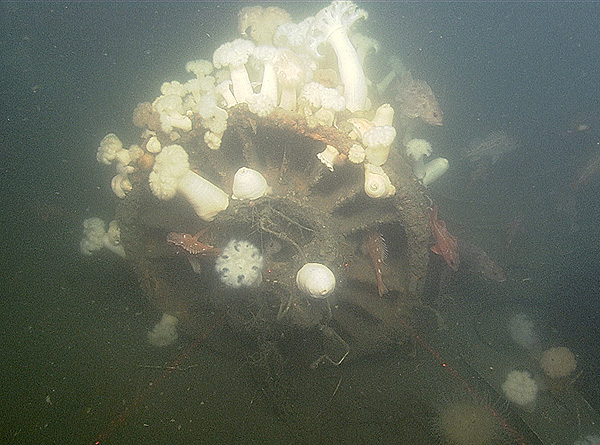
[458,239,506,282]
[428,206,459,271]
[394,71,443,126]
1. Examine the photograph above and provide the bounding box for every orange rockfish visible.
[363,229,389,297]
[428,206,459,271]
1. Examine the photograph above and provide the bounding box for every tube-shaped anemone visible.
[362,125,396,166]
[213,39,255,104]
[422,158,449,186]
[215,81,237,108]
[364,163,395,199]
[309,1,368,112]
[111,164,134,199]
[371,103,395,127]
[252,45,280,105]
[153,95,192,133]
[148,313,179,347]
[149,145,229,221]
[274,49,306,111]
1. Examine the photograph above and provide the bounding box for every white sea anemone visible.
[145,136,162,154]
[422,157,449,186]
[405,138,432,180]
[152,94,192,133]
[348,144,366,164]
[111,163,135,199]
[215,240,264,288]
[213,39,256,104]
[308,1,369,111]
[299,82,346,127]
[238,6,291,45]
[371,103,394,127]
[252,45,280,105]
[231,167,270,200]
[362,125,396,166]
[96,134,142,167]
[274,49,307,111]
[317,145,340,171]
[215,80,237,108]
[80,217,126,258]
[185,59,214,79]
[246,93,276,117]
[540,346,577,379]
[296,263,336,299]
[364,163,395,199]
[502,370,538,408]
[149,144,229,221]
[436,400,503,445]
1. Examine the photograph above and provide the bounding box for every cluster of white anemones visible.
[96,133,143,199]
[83,2,455,351]
[93,2,449,220]
[80,217,126,258]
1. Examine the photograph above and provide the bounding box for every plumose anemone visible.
[540,346,577,379]
[502,370,539,409]
[434,400,504,445]
[215,240,264,288]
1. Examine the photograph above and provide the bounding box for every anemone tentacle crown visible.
[215,240,264,288]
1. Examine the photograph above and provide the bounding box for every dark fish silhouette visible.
[458,239,506,282]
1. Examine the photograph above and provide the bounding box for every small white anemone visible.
[97,134,141,166]
[231,167,270,200]
[364,163,395,199]
[153,94,192,133]
[317,145,340,172]
[348,144,366,164]
[111,163,135,199]
[215,240,265,288]
[371,103,395,127]
[185,59,214,79]
[422,158,449,186]
[502,370,539,408]
[296,263,336,299]
[246,93,276,117]
[362,125,396,166]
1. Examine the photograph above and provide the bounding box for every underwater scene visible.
[2,2,600,443]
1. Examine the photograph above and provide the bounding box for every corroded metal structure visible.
[117,103,432,364]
